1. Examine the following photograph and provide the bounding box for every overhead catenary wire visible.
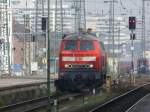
[119,0,127,10]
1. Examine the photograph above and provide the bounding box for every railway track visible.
[2,83,150,112]
[89,83,150,112]
[0,93,82,112]
[125,93,150,112]
[0,97,48,112]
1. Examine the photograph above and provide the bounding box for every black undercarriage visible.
[55,69,106,92]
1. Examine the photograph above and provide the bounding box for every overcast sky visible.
[85,0,150,31]
[12,0,150,32]
[85,0,150,15]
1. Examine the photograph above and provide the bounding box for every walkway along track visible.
[0,82,47,92]
[89,83,150,112]
[0,93,82,112]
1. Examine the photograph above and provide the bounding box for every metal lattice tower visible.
[65,0,86,32]
[142,0,146,59]
[55,0,63,38]
[35,0,46,32]
[74,0,86,32]
[34,0,40,61]
[141,0,150,58]
[0,0,10,75]
[108,1,113,56]
[53,0,64,74]
[34,0,45,61]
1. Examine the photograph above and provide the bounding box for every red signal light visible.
[129,16,136,30]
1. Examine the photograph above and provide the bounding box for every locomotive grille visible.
[71,64,91,69]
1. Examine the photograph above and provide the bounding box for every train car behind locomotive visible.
[55,32,107,91]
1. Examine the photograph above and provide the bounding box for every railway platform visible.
[0,77,55,108]
[0,74,57,93]
[0,73,58,87]
[0,78,46,89]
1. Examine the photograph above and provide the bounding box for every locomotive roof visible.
[63,33,98,40]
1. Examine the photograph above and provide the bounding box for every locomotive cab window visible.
[80,40,94,50]
[64,40,77,50]
[100,41,105,50]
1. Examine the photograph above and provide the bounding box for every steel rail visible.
[0,97,48,112]
[89,83,150,112]
[125,93,150,112]
[0,93,82,112]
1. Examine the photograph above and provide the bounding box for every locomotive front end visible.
[55,33,105,91]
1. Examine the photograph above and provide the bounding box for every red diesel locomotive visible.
[55,32,107,91]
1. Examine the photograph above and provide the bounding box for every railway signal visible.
[129,16,136,85]
[41,17,47,31]
[129,17,136,30]
[130,33,136,40]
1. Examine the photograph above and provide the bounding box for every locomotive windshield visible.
[100,41,105,50]
[64,40,77,50]
[80,40,94,50]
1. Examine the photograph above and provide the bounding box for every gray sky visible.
[85,0,150,33]
[85,0,146,15]
[13,0,150,33]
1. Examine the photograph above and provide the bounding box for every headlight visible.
[68,64,72,68]
[64,64,69,68]
[89,64,94,68]
[64,64,72,68]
